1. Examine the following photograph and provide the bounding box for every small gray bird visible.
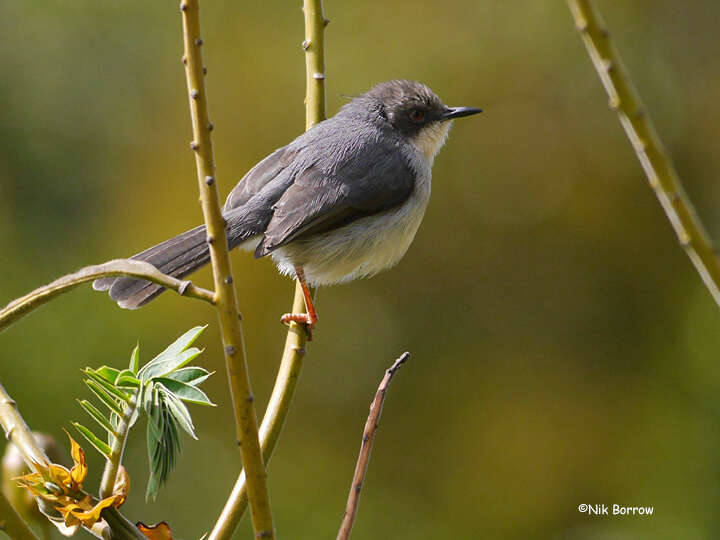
[94,80,481,329]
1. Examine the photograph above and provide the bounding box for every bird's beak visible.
[442,106,483,120]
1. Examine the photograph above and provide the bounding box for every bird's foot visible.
[281,312,317,340]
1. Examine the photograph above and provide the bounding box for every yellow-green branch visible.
[178,1,274,538]
[0,490,40,540]
[0,260,214,334]
[568,0,720,306]
[207,2,327,537]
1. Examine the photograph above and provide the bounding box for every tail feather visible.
[93,223,211,309]
[95,196,278,309]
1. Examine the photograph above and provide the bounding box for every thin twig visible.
[568,0,720,306]
[99,393,138,500]
[0,259,215,334]
[207,2,328,538]
[336,352,410,540]
[0,490,40,540]
[178,1,274,538]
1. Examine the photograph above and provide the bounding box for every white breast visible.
[270,159,433,287]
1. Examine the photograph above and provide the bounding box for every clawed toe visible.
[280,313,317,340]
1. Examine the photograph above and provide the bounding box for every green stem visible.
[0,488,40,540]
[208,293,307,539]
[207,2,327,537]
[567,0,720,306]
[179,1,274,538]
[0,383,49,471]
[99,393,138,499]
[0,259,215,335]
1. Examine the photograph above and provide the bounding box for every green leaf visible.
[84,380,123,415]
[161,390,196,439]
[155,378,215,406]
[73,423,111,458]
[129,344,140,374]
[116,369,140,389]
[94,366,121,384]
[84,370,131,403]
[138,326,207,381]
[145,394,183,501]
[164,367,212,386]
[139,347,204,382]
[77,399,117,437]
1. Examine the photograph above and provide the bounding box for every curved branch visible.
[179,1,274,538]
[0,260,215,334]
[336,352,410,540]
[568,0,720,306]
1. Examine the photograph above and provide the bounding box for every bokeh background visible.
[2,1,720,538]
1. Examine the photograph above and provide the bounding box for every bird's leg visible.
[281,266,318,338]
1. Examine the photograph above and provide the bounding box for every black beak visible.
[442,106,483,120]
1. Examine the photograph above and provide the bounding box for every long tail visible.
[94,208,264,309]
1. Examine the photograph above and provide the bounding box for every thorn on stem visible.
[206,234,215,245]
[178,280,191,296]
[191,89,200,100]
[195,38,204,46]
[313,72,325,80]
[203,66,208,75]
[190,141,199,150]
[302,39,311,50]
[323,18,330,26]
[179,2,187,11]
[181,55,188,65]
[208,122,214,131]
[226,345,236,356]
[246,394,255,403]
[225,275,234,285]
[205,175,215,185]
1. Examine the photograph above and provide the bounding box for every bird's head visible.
[358,79,482,161]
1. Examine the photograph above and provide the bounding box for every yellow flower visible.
[14,432,128,531]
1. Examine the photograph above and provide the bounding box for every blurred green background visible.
[2,1,720,538]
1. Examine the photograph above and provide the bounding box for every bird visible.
[94,80,481,331]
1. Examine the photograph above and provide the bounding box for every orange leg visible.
[281,267,318,338]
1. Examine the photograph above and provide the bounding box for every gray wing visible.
[224,145,300,212]
[254,138,415,257]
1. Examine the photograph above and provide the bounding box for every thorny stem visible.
[336,352,410,540]
[0,260,214,335]
[207,3,328,538]
[568,0,720,307]
[178,1,274,538]
[207,3,327,538]
[99,393,138,499]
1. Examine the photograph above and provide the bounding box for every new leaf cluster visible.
[74,326,215,500]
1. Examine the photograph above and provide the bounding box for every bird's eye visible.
[409,109,425,123]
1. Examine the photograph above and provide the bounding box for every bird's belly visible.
[271,181,431,286]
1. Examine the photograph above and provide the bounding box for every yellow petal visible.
[65,431,88,486]
[71,495,122,528]
[48,464,73,492]
[137,522,173,540]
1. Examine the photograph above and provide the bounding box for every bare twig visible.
[0,490,40,540]
[178,1,274,537]
[568,0,720,306]
[336,352,410,540]
[207,2,327,538]
[0,259,214,334]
